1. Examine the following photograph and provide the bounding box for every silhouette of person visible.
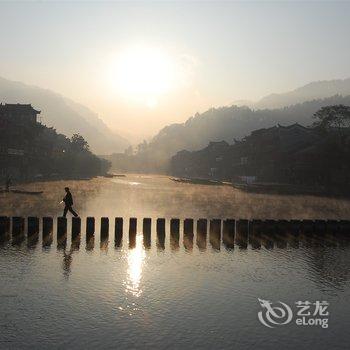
[5,175,11,192]
[62,187,78,217]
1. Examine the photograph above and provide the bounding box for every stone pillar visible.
[143,218,151,249]
[209,219,221,250]
[86,217,95,238]
[57,217,67,249]
[12,216,24,237]
[183,218,194,251]
[196,218,207,250]
[27,216,39,247]
[101,217,109,242]
[72,217,81,240]
[170,218,180,250]
[0,216,10,241]
[129,217,137,248]
[156,218,165,250]
[235,219,248,249]
[42,217,53,247]
[115,217,123,247]
[223,219,235,249]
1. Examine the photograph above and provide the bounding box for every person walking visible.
[62,187,79,217]
[5,175,11,192]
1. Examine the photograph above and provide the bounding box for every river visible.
[1,174,349,219]
[0,174,349,349]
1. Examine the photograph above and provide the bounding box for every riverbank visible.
[231,181,350,198]
[171,176,350,199]
[1,174,350,219]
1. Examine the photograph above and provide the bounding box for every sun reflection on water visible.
[125,234,145,297]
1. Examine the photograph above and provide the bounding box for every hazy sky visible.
[1,1,350,141]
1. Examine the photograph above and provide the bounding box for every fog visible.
[1,1,350,139]
[1,176,349,219]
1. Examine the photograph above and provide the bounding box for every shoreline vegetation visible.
[0,103,111,185]
[170,176,348,199]
[0,172,126,195]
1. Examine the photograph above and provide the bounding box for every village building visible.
[0,104,42,180]
[170,123,330,186]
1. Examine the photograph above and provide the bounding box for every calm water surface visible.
[0,175,350,349]
[1,174,350,218]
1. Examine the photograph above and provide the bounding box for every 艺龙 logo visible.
[257,298,330,328]
[257,298,293,328]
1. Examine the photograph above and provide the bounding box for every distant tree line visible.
[36,128,111,179]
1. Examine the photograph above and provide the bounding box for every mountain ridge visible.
[137,94,350,166]
[253,78,350,109]
[0,76,129,154]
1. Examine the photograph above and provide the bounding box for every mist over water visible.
[1,175,349,219]
[1,1,350,348]
[1,175,350,349]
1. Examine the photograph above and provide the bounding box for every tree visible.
[137,140,148,154]
[313,105,350,151]
[313,105,350,131]
[124,145,133,156]
[70,134,89,152]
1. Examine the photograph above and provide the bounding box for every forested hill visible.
[254,78,350,109]
[139,94,350,161]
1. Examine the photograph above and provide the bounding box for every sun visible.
[109,45,176,108]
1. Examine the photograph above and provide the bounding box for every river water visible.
[0,175,349,349]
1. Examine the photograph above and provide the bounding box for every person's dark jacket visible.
[63,192,73,206]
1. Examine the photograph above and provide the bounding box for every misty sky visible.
[1,1,350,140]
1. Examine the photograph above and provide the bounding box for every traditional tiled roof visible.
[0,103,40,114]
[277,122,308,130]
